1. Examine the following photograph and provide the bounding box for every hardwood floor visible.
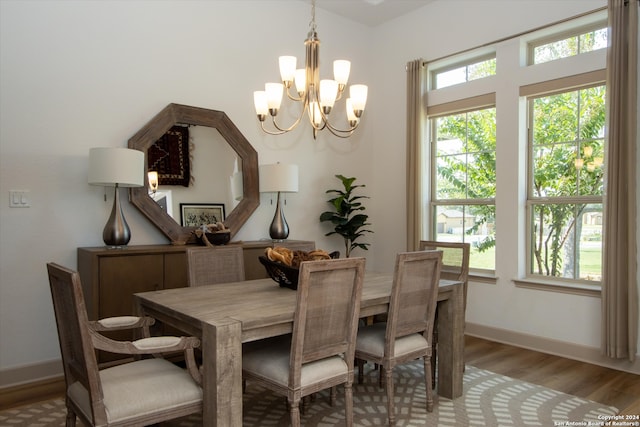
[464,335,640,416]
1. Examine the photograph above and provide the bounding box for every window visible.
[530,23,607,64]
[432,55,496,89]
[431,107,496,272]
[421,9,607,289]
[527,85,605,282]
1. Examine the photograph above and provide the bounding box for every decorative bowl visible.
[200,231,231,246]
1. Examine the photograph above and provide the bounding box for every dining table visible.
[134,271,465,427]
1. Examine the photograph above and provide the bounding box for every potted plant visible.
[319,174,373,257]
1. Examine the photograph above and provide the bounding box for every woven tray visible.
[259,251,340,290]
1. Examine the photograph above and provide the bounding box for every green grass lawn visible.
[437,234,601,281]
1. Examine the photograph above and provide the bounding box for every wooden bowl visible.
[201,231,231,246]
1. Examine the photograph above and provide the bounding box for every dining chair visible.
[186,245,245,287]
[242,257,366,427]
[47,262,203,427]
[419,240,470,387]
[355,250,442,425]
[419,241,470,305]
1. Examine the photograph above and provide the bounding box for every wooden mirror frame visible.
[128,103,259,244]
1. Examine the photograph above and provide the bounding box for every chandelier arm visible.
[260,121,287,136]
[324,125,356,139]
[324,119,359,136]
[270,104,307,133]
[284,87,304,102]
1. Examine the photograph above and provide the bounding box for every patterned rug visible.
[0,363,618,426]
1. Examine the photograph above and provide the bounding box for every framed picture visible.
[180,203,225,227]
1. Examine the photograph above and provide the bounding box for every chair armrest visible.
[90,331,202,384]
[89,316,155,332]
[90,330,199,354]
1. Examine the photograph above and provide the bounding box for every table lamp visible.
[88,147,144,247]
[259,163,299,241]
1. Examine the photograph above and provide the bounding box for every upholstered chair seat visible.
[356,323,430,359]
[68,358,202,425]
[243,338,349,389]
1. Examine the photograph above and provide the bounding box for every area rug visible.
[0,363,618,426]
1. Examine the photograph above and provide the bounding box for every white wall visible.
[1,0,637,381]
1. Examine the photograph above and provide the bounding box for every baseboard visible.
[466,322,640,375]
[0,359,64,410]
[0,358,62,389]
[0,375,65,410]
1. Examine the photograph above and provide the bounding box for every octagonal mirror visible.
[128,103,259,244]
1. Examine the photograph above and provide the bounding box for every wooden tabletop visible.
[135,272,458,341]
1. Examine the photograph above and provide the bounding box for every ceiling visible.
[304,0,436,27]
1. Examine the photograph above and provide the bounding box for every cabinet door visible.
[99,254,164,317]
[164,252,188,289]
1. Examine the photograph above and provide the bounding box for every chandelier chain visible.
[309,0,317,34]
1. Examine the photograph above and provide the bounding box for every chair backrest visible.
[385,251,442,348]
[47,262,107,424]
[419,241,470,283]
[289,257,366,388]
[186,245,245,287]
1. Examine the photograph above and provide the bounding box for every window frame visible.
[524,81,606,285]
[428,104,497,275]
[428,49,496,91]
[527,19,608,65]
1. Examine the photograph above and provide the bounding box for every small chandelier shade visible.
[254,0,368,139]
[259,163,299,240]
[88,147,144,247]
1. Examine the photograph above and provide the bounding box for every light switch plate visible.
[9,190,30,208]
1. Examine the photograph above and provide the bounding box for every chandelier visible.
[253,0,368,139]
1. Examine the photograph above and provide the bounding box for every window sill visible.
[513,278,601,297]
[469,272,498,284]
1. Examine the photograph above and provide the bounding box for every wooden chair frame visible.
[355,251,442,425]
[47,262,202,427]
[419,240,470,388]
[242,257,366,427]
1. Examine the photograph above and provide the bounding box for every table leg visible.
[202,320,243,427]
[436,285,464,399]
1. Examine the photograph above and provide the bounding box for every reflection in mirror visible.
[128,103,259,244]
[148,126,243,220]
